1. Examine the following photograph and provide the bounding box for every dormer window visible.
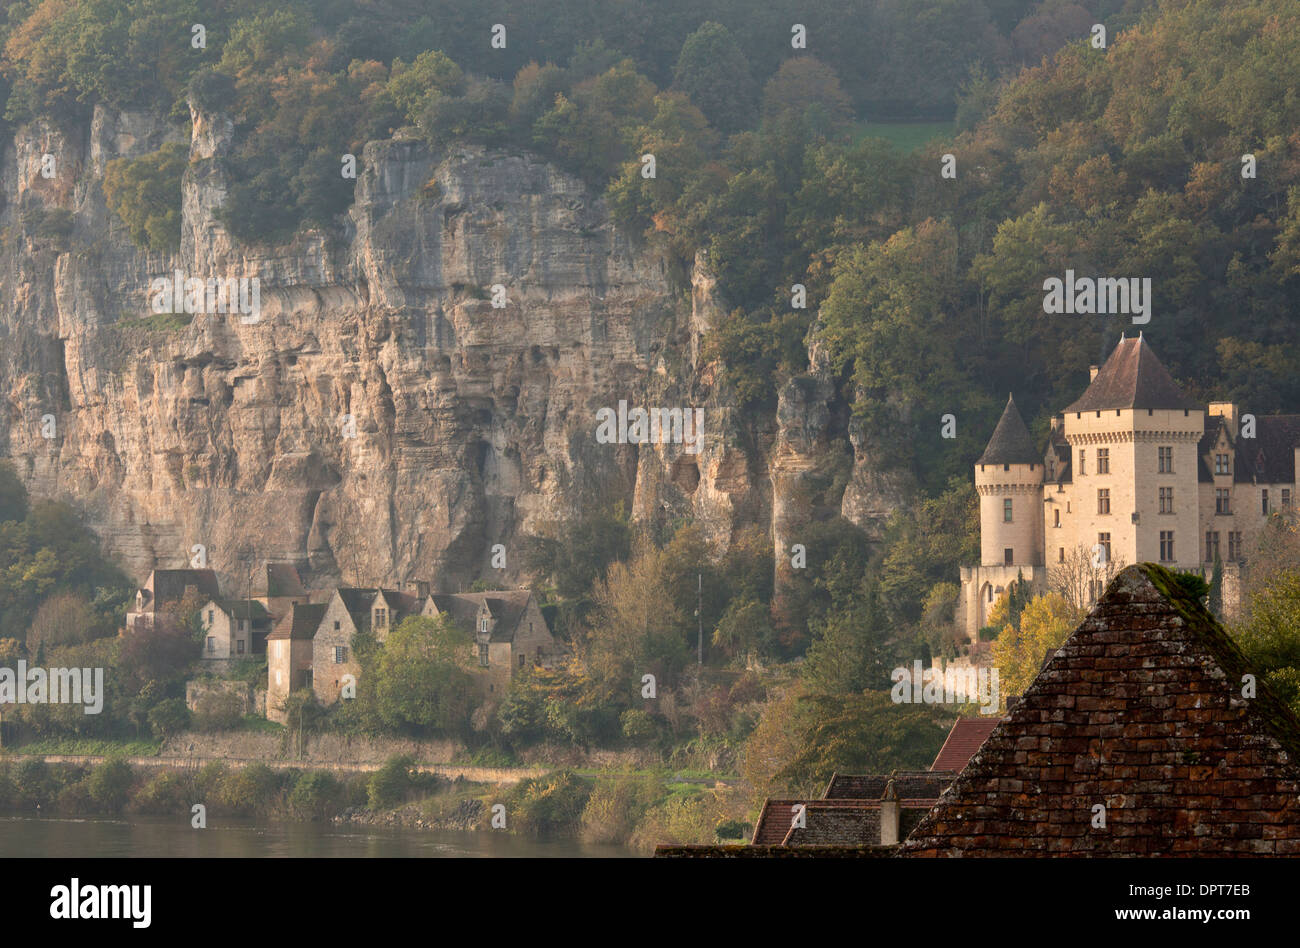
[1215,454,1229,476]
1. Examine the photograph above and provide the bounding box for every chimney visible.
[879,778,901,846]
[1208,402,1238,438]
[1089,365,1100,382]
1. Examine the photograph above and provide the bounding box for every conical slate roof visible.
[1064,335,1197,413]
[900,564,1300,856]
[976,395,1039,465]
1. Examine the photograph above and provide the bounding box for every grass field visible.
[853,120,955,152]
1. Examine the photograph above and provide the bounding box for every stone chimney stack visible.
[880,777,900,846]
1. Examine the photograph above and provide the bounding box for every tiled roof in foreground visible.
[901,564,1300,857]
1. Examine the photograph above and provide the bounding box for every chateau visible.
[959,334,1300,639]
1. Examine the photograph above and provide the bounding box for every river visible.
[0,813,637,857]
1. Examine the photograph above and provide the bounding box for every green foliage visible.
[146,697,190,739]
[103,142,188,252]
[672,22,755,134]
[85,757,134,812]
[367,753,417,809]
[288,770,341,820]
[501,770,591,836]
[354,615,475,737]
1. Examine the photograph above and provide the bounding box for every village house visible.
[197,598,271,664]
[266,602,326,725]
[125,568,221,631]
[959,334,1300,638]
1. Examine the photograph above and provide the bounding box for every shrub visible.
[192,690,245,732]
[501,770,591,837]
[216,763,279,815]
[367,754,417,810]
[103,142,189,252]
[147,697,191,738]
[619,708,658,744]
[132,771,191,815]
[288,771,341,820]
[86,758,134,812]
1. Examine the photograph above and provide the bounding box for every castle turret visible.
[975,395,1044,568]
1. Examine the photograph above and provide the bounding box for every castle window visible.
[1215,489,1231,515]
[1158,447,1173,473]
[1079,450,1086,475]
[1003,464,1010,471]
[1159,531,1175,562]
[1059,547,1065,562]
[1097,533,1111,564]
[1206,532,1220,562]
[1159,487,1173,514]
[1097,489,1110,515]
[479,644,490,667]
[1003,498,1013,522]
[1004,548,1014,566]
[1228,531,1243,561]
[1263,490,1270,515]
[1097,449,1109,474]
[1054,509,1060,528]
[1284,489,1292,508]
[1215,454,1229,475]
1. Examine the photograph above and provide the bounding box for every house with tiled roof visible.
[426,590,559,696]
[266,602,327,723]
[903,563,1300,856]
[198,598,272,665]
[125,568,221,631]
[960,334,1300,638]
[746,771,957,851]
[930,717,1005,772]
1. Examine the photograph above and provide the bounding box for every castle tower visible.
[960,395,1045,640]
[975,395,1045,569]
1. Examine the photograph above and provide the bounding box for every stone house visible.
[427,590,558,696]
[250,562,312,627]
[266,602,326,724]
[125,568,220,631]
[198,598,271,662]
[310,588,377,705]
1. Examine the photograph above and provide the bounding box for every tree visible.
[991,592,1082,702]
[1049,544,1127,613]
[387,49,465,125]
[760,57,852,132]
[103,142,188,252]
[27,592,97,653]
[364,615,475,736]
[671,22,755,134]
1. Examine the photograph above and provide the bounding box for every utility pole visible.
[696,572,703,666]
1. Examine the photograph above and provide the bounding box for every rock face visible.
[0,105,911,591]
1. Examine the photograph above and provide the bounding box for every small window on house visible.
[518,653,526,668]
[206,636,215,653]
[479,644,490,667]
[1215,489,1231,514]
[1228,531,1243,561]
[1097,489,1110,515]
[1053,509,1060,527]
[1158,446,1173,473]
[1159,487,1173,514]
[334,646,347,664]
[1263,489,1270,515]
[1004,548,1014,566]
[1097,448,1109,474]
[1206,531,1220,562]
[1003,498,1013,522]
[334,620,340,631]
[208,609,214,624]
[1284,489,1292,508]
[1215,454,1229,475]
[237,640,245,655]
[1159,530,1175,562]
[1097,533,1111,564]
[1058,547,1065,563]
[1003,463,1009,471]
[1079,450,1086,476]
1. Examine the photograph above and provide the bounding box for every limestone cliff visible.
[0,104,911,591]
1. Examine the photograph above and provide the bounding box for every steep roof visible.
[430,590,536,642]
[977,395,1039,466]
[1064,335,1198,413]
[213,599,270,621]
[268,602,326,641]
[258,563,308,598]
[822,771,956,800]
[930,718,1004,772]
[1230,415,1300,485]
[141,569,221,610]
[901,564,1300,856]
